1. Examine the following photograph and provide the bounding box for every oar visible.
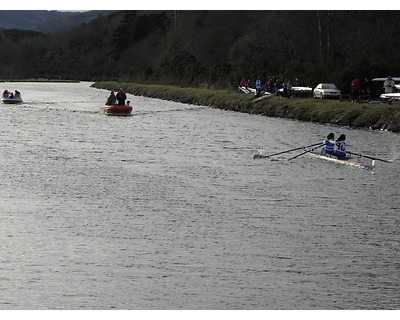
[254,142,323,159]
[346,151,392,163]
[287,143,325,161]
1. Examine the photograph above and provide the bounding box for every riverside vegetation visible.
[2,10,400,132]
[1,11,400,94]
[93,81,400,133]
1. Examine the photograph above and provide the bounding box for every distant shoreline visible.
[92,81,400,133]
[0,79,80,83]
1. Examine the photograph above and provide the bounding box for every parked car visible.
[313,83,341,99]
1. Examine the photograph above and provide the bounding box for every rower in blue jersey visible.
[322,133,335,155]
[334,134,347,158]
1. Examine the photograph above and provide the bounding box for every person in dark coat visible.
[106,91,116,105]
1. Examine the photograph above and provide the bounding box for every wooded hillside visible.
[0,10,115,33]
[1,10,399,95]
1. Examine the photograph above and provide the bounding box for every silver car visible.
[313,83,341,99]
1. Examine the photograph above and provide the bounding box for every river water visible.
[0,82,399,310]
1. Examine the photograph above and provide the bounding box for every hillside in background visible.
[35,11,115,33]
[0,10,63,30]
[0,10,399,95]
[0,10,114,33]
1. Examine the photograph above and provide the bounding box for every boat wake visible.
[17,103,99,115]
[391,154,400,162]
[135,106,206,116]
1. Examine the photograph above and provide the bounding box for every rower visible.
[322,133,335,155]
[334,134,347,158]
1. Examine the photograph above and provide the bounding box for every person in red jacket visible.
[116,88,127,105]
[351,78,360,102]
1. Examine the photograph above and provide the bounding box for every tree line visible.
[1,10,399,96]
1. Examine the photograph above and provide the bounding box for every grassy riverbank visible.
[92,81,400,133]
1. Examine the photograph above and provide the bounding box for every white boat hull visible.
[307,151,375,170]
[238,86,252,94]
[252,93,273,102]
[380,92,400,100]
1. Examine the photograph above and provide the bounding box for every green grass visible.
[93,81,400,133]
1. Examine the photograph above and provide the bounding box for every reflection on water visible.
[0,82,399,309]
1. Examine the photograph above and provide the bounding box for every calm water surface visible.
[0,82,399,309]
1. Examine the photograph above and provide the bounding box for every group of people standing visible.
[350,78,371,102]
[106,88,127,106]
[268,77,298,98]
[241,77,304,98]
[322,133,347,157]
[243,75,397,101]
[351,75,396,101]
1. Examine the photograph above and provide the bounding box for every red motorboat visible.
[100,104,133,116]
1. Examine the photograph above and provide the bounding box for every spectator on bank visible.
[255,78,264,97]
[351,78,360,102]
[240,78,246,87]
[384,76,395,93]
[293,78,301,87]
[282,80,288,98]
[362,78,371,95]
[268,77,274,93]
[275,79,282,95]
[287,80,292,98]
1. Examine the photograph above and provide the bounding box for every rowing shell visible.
[252,92,273,102]
[306,151,375,171]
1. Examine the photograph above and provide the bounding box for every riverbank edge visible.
[92,81,400,133]
[1,79,79,83]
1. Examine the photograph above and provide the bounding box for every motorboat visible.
[100,102,133,116]
[1,90,23,104]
